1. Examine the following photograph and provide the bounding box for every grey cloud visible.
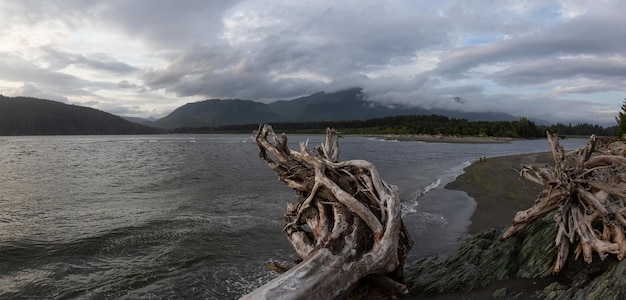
[554,85,618,94]
[165,71,326,101]
[138,1,454,101]
[244,2,451,76]
[0,52,118,100]
[493,57,626,86]
[40,47,139,74]
[3,82,69,103]
[140,44,239,89]
[433,15,626,77]
[117,80,139,89]
[1,1,625,124]
[94,0,243,49]
[0,52,90,87]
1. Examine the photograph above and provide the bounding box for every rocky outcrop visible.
[405,212,555,297]
[405,211,626,299]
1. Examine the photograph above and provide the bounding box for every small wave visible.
[424,178,441,193]
[441,160,472,184]
[210,256,295,298]
[409,212,448,236]
[402,178,441,216]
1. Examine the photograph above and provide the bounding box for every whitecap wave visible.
[402,178,441,216]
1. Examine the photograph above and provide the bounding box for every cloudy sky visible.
[1,0,625,125]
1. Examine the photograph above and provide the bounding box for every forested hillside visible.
[153,88,522,129]
[176,114,618,138]
[154,99,284,128]
[0,96,162,135]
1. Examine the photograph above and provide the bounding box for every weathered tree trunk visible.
[243,125,413,300]
[502,131,626,274]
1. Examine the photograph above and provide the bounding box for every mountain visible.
[267,88,375,120]
[153,99,285,128]
[0,96,163,135]
[153,88,520,129]
[121,116,158,127]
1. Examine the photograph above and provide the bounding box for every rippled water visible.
[0,134,588,299]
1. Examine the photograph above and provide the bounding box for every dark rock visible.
[405,209,626,299]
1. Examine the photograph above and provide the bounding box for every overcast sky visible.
[1,0,625,125]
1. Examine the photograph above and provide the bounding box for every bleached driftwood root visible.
[502,131,626,274]
[243,125,413,300]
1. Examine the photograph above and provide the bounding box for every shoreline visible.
[368,134,515,144]
[405,151,555,299]
[445,151,553,234]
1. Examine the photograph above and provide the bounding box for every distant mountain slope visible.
[0,96,162,135]
[152,88,523,129]
[122,116,158,127]
[267,87,518,122]
[267,88,367,120]
[154,99,285,128]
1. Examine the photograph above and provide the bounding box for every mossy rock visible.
[405,213,557,297]
[405,211,626,299]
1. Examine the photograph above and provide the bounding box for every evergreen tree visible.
[616,98,626,140]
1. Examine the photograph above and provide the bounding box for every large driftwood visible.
[502,132,626,274]
[243,125,413,300]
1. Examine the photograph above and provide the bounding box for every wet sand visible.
[445,152,553,234]
[406,151,555,299]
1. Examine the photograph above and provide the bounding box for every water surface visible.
[0,134,588,298]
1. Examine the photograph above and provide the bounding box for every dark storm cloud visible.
[138,1,453,100]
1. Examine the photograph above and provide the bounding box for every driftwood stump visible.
[243,125,413,299]
[502,131,626,274]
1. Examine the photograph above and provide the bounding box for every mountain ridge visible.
[152,88,528,129]
[0,95,163,135]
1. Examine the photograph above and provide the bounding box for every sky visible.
[0,0,625,125]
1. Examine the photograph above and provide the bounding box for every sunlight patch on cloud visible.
[0,21,68,53]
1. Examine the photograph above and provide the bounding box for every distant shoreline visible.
[367,134,515,143]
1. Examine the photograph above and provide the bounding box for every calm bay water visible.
[0,134,588,299]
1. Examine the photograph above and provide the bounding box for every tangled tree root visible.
[243,125,413,299]
[502,132,626,274]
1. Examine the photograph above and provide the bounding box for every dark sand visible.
[407,152,556,299]
[445,152,553,234]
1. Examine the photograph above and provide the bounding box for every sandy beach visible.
[406,151,556,299]
[445,151,553,234]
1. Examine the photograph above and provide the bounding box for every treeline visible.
[172,114,618,138]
